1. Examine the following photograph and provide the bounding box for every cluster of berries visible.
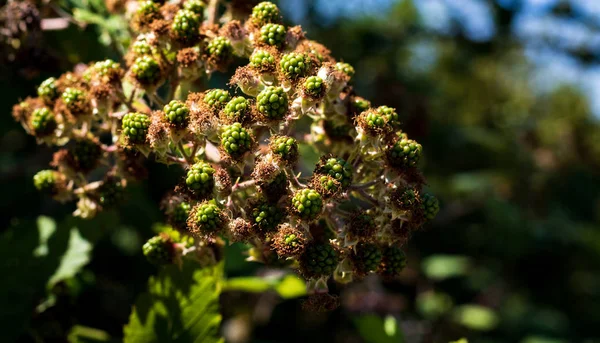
[14,1,439,299]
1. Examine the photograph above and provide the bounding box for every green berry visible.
[191,202,225,233]
[143,236,173,265]
[97,179,124,207]
[269,135,298,163]
[69,138,102,172]
[122,112,151,144]
[172,201,191,227]
[132,39,153,56]
[92,59,121,78]
[251,1,280,25]
[207,36,232,60]
[364,111,387,129]
[379,246,407,277]
[33,170,57,193]
[171,10,200,41]
[280,52,311,78]
[315,157,352,188]
[183,0,205,15]
[376,105,400,127]
[393,186,419,211]
[163,100,190,127]
[347,212,376,240]
[30,108,56,136]
[223,96,250,121]
[292,188,323,220]
[185,161,215,194]
[220,122,252,156]
[259,23,286,47]
[249,50,275,69]
[352,242,382,274]
[62,87,87,111]
[421,193,439,221]
[335,62,355,78]
[250,200,283,232]
[303,76,324,97]
[387,136,422,168]
[256,86,288,119]
[352,96,371,113]
[203,89,231,109]
[137,0,160,17]
[131,56,161,85]
[37,77,58,103]
[301,243,339,277]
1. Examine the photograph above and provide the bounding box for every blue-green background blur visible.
[2,0,600,342]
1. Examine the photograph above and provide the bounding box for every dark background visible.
[2,0,600,342]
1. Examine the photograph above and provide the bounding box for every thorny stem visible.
[231,179,256,192]
[286,167,306,189]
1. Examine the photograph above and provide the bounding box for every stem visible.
[353,188,380,207]
[231,179,256,192]
[207,0,220,25]
[286,168,306,189]
[178,141,193,165]
[350,180,380,190]
[148,92,165,107]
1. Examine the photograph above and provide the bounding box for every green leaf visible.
[451,305,499,331]
[48,227,93,287]
[68,325,117,343]
[422,255,471,280]
[123,261,225,343]
[353,314,405,343]
[223,274,306,299]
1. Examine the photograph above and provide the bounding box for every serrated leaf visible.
[123,262,225,343]
[48,227,93,287]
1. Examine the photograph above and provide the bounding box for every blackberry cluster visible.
[163,100,190,127]
[185,161,215,195]
[204,89,231,109]
[280,52,311,79]
[17,0,440,300]
[292,189,323,221]
[256,86,287,119]
[220,122,252,157]
[259,23,286,47]
[122,112,151,144]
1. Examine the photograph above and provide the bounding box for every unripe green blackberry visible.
[171,10,201,41]
[171,201,191,228]
[315,157,353,189]
[256,86,288,120]
[347,211,377,240]
[250,200,283,232]
[223,96,250,122]
[291,188,323,220]
[189,202,226,234]
[163,100,190,127]
[62,88,89,114]
[269,135,298,164]
[131,56,161,86]
[376,105,400,127]
[37,77,58,103]
[271,224,306,257]
[379,246,407,277]
[335,62,355,78]
[249,50,275,70]
[352,242,382,274]
[259,171,288,201]
[259,23,286,47]
[185,161,215,194]
[69,138,102,172]
[203,89,231,110]
[421,193,439,221]
[137,1,160,18]
[122,112,151,144]
[220,122,252,157]
[33,170,57,193]
[303,76,324,98]
[280,52,311,79]
[391,186,419,211]
[387,136,422,168]
[206,36,233,61]
[132,39,153,56]
[143,235,174,265]
[92,59,122,79]
[183,0,205,15]
[352,96,371,114]
[30,108,56,136]
[251,1,280,26]
[300,242,339,278]
[96,178,124,207]
[315,175,342,196]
